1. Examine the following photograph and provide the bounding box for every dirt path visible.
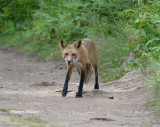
[0,46,160,127]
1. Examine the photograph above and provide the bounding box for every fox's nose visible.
[68,60,72,65]
[65,59,73,65]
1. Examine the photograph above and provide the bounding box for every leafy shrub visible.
[0,0,39,33]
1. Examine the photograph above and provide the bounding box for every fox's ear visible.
[74,40,82,49]
[60,39,68,49]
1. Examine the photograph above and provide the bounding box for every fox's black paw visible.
[62,90,67,97]
[75,92,83,98]
[94,84,99,89]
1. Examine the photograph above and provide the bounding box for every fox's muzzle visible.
[65,60,73,65]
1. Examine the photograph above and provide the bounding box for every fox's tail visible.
[84,63,92,85]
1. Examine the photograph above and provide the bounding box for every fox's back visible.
[81,38,98,64]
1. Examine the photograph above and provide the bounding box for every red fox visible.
[59,38,99,97]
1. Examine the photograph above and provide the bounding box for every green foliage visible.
[145,58,160,115]
[0,0,160,84]
[0,0,39,33]
[124,0,160,63]
[0,0,91,60]
[31,0,89,42]
[87,0,135,36]
[148,59,160,95]
[0,109,9,112]
[92,34,128,82]
[149,101,160,116]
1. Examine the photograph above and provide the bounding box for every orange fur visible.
[60,38,99,97]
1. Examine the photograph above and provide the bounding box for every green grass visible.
[146,60,160,116]
[0,109,9,112]
[0,30,129,82]
[91,34,129,82]
[0,31,61,60]
[148,60,160,95]
[24,116,44,123]
[149,101,160,116]
[0,110,64,127]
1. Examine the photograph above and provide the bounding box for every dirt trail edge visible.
[0,46,160,127]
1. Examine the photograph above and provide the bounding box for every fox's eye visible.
[72,53,76,56]
[65,53,68,56]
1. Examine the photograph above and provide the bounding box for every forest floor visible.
[0,46,160,127]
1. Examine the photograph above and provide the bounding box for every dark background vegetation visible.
[0,0,160,104]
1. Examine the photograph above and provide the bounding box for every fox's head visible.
[59,39,82,66]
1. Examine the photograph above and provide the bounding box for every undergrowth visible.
[0,0,160,86]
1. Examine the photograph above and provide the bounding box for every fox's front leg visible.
[62,67,72,97]
[76,70,85,97]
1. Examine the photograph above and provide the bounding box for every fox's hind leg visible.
[93,64,99,89]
